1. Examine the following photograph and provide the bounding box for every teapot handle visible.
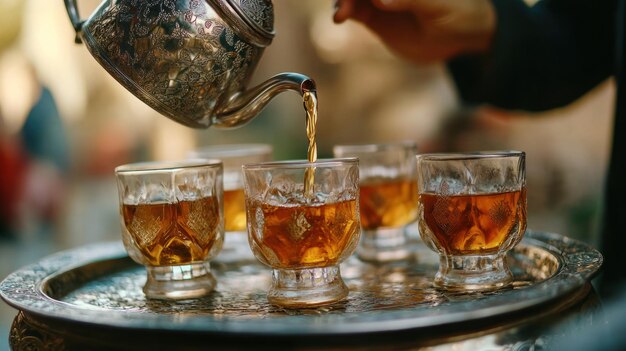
[64,0,84,44]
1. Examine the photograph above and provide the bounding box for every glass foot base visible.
[144,262,216,300]
[357,227,415,263]
[268,266,348,308]
[434,254,512,292]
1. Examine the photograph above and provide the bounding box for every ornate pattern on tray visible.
[0,231,602,335]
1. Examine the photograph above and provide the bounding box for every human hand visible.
[333,0,496,64]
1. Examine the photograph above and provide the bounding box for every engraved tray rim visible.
[0,231,603,336]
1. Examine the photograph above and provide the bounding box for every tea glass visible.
[189,144,273,262]
[416,151,526,291]
[115,159,224,300]
[333,141,419,263]
[242,158,361,308]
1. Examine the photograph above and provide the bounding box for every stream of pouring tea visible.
[303,90,318,197]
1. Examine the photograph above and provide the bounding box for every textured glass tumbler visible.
[333,141,418,263]
[417,151,527,291]
[243,159,361,308]
[115,160,224,300]
[189,144,272,263]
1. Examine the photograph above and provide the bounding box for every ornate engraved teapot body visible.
[65,0,315,128]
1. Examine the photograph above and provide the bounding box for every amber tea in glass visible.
[257,199,358,267]
[116,159,224,300]
[359,177,419,230]
[417,151,526,291]
[243,158,360,308]
[189,144,272,262]
[121,197,220,266]
[222,188,246,231]
[334,141,419,262]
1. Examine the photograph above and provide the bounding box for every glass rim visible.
[333,140,418,153]
[188,143,273,158]
[242,157,358,170]
[417,150,525,161]
[115,159,223,174]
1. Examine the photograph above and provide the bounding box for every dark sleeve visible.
[447,0,616,112]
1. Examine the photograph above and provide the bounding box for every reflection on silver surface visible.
[0,231,601,337]
[64,0,316,129]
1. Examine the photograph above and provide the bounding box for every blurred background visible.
[0,0,612,347]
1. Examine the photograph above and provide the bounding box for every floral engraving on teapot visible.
[238,0,274,34]
[85,0,262,125]
[66,0,315,129]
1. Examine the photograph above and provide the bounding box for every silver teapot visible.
[64,0,315,128]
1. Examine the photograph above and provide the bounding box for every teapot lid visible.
[210,0,275,47]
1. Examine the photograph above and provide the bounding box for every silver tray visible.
[0,231,602,339]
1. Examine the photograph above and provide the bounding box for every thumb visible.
[371,0,441,22]
[333,0,356,23]
[371,0,422,12]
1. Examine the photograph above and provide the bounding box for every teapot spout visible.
[213,73,316,128]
